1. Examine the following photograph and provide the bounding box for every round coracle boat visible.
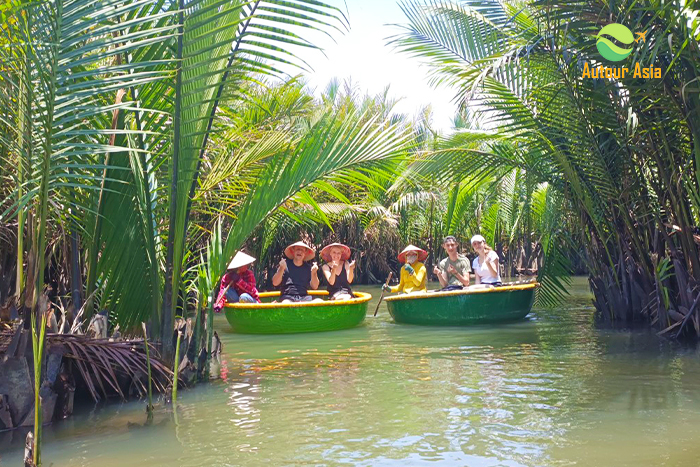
[224,290,371,334]
[384,282,538,326]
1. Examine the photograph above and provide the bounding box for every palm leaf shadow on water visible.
[369,278,696,416]
[589,332,698,412]
[523,305,699,414]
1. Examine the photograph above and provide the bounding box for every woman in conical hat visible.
[383,244,428,294]
[320,243,355,301]
[283,240,316,262]
[272,241,320,302]
[227,251,256,270]
[214,251,260,311]
[397,244,428,263]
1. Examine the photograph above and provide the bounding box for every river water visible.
[2,277,700,466]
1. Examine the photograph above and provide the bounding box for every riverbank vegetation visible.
[392,0,700,338]
[0,0,568,354]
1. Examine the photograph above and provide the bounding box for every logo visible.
[582,23,660,79]
[634,30,647,43]
[595,23,634,62]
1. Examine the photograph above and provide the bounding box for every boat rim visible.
[384,282,539,302]
[224,290,372,309]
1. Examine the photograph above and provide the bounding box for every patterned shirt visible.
[214,269,260,312]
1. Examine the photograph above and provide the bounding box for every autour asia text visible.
[582,62,662,79]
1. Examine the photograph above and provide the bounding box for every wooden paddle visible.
[373,271,393,317]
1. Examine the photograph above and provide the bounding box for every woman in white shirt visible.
[470,235,502,286]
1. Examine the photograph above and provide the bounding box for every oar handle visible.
[373,272,393,317]
[384,271,393,287]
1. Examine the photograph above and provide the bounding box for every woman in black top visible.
[320,243,355,300]
[272,241,320,302]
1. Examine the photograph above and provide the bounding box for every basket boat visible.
[384,282,537,326]
[224,290,371,334]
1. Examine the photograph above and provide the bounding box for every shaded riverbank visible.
[2,278,700,466]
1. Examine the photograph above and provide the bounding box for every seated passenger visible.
[214,251,260,312]
[321,242,356,301]
[470,235,502,286]
[433,235,471,291]
[272,241,320,302]
[383,245,428,294]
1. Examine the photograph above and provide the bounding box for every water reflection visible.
[3,278,700,466]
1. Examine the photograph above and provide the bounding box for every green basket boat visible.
[224,290,371,334]
[384,282,538,326]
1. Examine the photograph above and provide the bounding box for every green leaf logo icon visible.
[596,23,634,61]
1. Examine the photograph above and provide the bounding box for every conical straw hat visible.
[227,251,256,270]
[320,243,351,262]
[397,244,428,263]
[284,241,316,262]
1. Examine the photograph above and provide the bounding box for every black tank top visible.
[326,262,353,296]
[281,259,311,296]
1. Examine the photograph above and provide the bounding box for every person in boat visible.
[320,242,356,301]
[470,234,502,286]
[433,235,471,291]
[383,245,428,294]
[272,241,321,303]
[213,251,260,312]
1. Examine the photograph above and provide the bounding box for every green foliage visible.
[393,0,700,333]
[0,0,420,343]
[222,107,414,275]
[11,0,698,341]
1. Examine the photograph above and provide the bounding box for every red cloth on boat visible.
[214,269,260,312]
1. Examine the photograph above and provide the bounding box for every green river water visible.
[2,277,700,466]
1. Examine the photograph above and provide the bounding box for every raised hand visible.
[433,265,441,276]
[404,264,415,275]
[311,262,319,273]
[278,258,287,271]
[447,264,457,275]
[348,260,356,270]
